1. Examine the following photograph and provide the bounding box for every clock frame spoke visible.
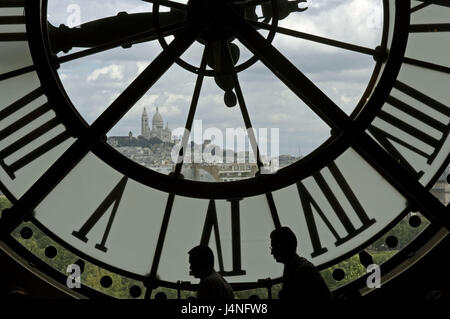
[222,41,264,170]
[353,133,450,231]
[223,40,284,235]
[144,193,176,299]
[228,11,352,131]
[76,25,201,145]
[0,24,203,239]
[173,44,210,177]
[248,20,377,57]
[145,46,209,296]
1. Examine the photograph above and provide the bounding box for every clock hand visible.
[235,0,307,23]
[57,21,187,65]
[48,10,186,54]
[223,1,348,129]
[261,0,307,23]
[207,41,241,108]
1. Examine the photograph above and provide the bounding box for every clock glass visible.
[46,0,385,182]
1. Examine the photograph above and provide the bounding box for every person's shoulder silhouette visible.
[188,245,234,300]
[270,227,333,300]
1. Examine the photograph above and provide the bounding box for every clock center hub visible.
[187,0,243,42]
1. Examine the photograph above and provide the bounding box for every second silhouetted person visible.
[270,227,333,300]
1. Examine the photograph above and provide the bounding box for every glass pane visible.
[272,148,407,267]
[34,152,169,276]
[408,1,450,68]
[0,73,75,199]
[44,0,391,183]
[157,194,282,283]
[367,63,450,186]
[411,1,450,24]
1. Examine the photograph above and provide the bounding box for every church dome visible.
[152,107,163,126]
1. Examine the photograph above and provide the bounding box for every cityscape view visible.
[107,106,300,182]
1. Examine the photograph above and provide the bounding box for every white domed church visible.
[141,107,172,143]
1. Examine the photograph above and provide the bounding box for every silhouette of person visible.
[188,245,234,300]
[270,227,333,300]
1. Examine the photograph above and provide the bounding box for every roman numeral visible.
[415,0,450,7]
[403,57,450,74]
[406,1,450,73]
[411,3,431,13]
[200,199,246,276]
[266,193,281,229]
[0,2,36,81]
[72,176,128,253]
[0,64,35,82]
[0,0,25,7]
[410,23,450,33]
[411,1,450,13]
[297,162,376,258]
[0,88,71,179]
[0,1,26,42]
[369,80,450,178]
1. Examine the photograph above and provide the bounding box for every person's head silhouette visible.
[270,227,297,264]
[188,245,214,279]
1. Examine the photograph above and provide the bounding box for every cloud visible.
[87,64,124,81]
[280,0,383,47]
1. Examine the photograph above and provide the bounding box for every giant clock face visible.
[0,0,449,299]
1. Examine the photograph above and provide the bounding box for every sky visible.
[48,0,383,157]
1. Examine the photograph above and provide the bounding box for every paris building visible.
[141,106,172,143]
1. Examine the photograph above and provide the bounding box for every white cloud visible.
[279,0,383,51]
[87,64,124,81]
